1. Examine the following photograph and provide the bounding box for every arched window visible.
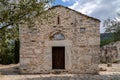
[51,33,65,40]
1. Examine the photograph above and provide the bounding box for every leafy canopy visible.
[103,14,120,41]
[0,0,54,29]
[0,0,54,64]
[104,14,120,33]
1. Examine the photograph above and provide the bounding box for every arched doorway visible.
[50,32,65,69]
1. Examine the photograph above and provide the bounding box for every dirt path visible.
[1,63,120,75]
[99,63,120,72]
[0,64,120,80]
[0,64,19,75]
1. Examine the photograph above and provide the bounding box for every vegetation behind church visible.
[0,0,53,64]
[100,33,114,47]
[101,14,120,47]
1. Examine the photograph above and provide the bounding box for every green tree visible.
[0,0,54,64]
[103,14,120,42]
[0,0,53,28]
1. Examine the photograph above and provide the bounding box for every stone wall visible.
[20,5,100,74]
[100,41,120,63]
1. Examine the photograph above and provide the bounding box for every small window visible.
[57,15,60,24]
[51,33,65,40]
[80,28,86,33]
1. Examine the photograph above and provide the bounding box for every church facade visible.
[19,5,100,74]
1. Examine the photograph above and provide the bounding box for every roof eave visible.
[49,5,101,22]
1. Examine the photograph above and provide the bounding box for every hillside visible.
[100,33,114,47]
[100,33,114,40]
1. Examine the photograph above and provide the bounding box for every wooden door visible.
[52,47,65,69]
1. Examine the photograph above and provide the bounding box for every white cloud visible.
[62,0,70,2]
[68,1,79,9]
[68,0,120,33]
[69,0,102,18]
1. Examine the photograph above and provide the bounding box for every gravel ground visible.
[0,64,120,80]
[99,63,120,72]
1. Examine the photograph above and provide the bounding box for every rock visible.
[99,67,107,71]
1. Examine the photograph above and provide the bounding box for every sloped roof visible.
[49,5,100,22]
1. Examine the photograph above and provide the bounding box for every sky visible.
[53,0,120,33]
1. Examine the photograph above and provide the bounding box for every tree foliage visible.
[0,0,53,28]
[0,0,54,64]
[103,14,120,42]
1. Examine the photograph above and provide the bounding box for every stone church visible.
[20,5,100,74]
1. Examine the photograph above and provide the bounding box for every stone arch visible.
[49,31,65,40]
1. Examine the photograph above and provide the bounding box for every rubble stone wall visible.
[20,6,100,74]
[100,41,120,63]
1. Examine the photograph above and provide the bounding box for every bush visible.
[100,39,114,47]
[0,40,19,64]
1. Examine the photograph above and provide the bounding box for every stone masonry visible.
[19,5,100,74]
[100,41,120,63]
